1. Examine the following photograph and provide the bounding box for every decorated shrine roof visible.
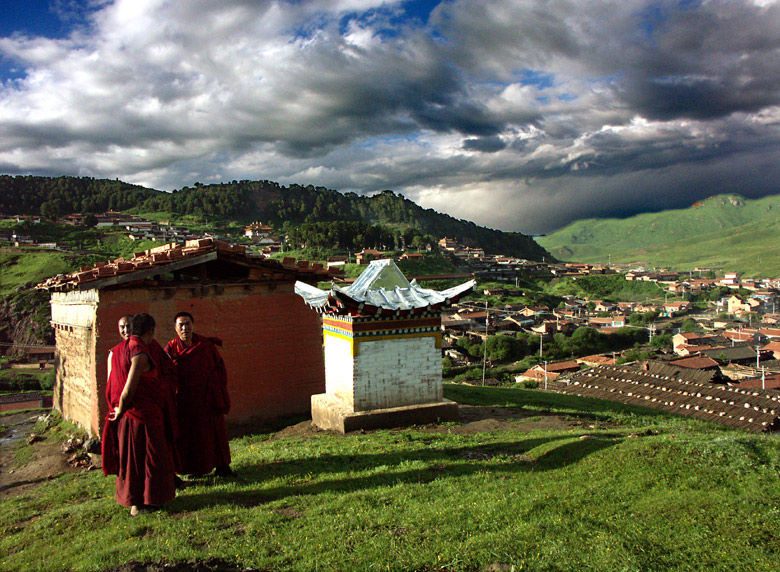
[295,259,475,316]
[37,237,340,292]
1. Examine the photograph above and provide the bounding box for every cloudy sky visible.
[1,0,780,234]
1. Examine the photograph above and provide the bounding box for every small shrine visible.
[295,259,475,432]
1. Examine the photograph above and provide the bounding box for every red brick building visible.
[38,238,338,437]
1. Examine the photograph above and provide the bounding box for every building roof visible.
[295,259,475,316]
[36,238,338,292]
[736,374,780,391]
[537,360,581,373]
[668,356,721,370]
[701,346,764,362]
[560,364,780,432]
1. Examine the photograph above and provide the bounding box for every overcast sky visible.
[1,0,779,234]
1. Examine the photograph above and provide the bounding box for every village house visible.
[438,237,458,251]
[576,354,617,367]
[399,252,425,261]
[661,300,690,317]
[720,272,740,287]
[37,238,337,437]
[701,346,771,367]
[727,295,759,315]
[671,332,725,356]
[668,355,723,372]
[592,300,617,313]
[24,346,56,365]
[355,248,388,265]
[517,360,580,383]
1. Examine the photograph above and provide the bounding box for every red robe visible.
[101,336,175,507]
[165,333,231,475]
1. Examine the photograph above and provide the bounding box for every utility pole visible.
[482,299,488,386]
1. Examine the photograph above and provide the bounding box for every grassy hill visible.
[2,385,779,572]
[536,194,780,277]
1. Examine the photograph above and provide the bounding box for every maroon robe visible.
[101,336,175,507]
[165,333,231,475]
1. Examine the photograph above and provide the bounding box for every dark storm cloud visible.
[0,0,779,233]
[462,136,507,153]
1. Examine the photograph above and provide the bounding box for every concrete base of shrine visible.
[311,393,459,434]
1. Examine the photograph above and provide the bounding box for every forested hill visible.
[0,175,549,259]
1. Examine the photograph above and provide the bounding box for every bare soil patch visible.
[271,404,576,440]
[0,411,82,499]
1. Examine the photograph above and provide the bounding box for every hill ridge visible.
[537,192,780,276]
[0,174,549,260]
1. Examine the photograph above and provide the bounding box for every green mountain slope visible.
[536,194,780,276]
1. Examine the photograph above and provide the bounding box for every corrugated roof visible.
[559,364,780,432]
[295,259,475,316]
[37,237,339,291]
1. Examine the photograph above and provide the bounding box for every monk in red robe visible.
[101,314,132,478]
[101,313,176,516]
[165,311,233,477]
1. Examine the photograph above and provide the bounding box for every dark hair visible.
[131,313,156,336]
[119,314,133,323]
[174,311,194,324]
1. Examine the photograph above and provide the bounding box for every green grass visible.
[2,385,779,571]
[0,252,72,295]
[0,367,54,392]
[537,193,780,276]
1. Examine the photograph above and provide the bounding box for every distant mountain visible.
[536,194,780,277]
[0,175,550,260]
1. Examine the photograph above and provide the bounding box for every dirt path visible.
[0,411,76,498]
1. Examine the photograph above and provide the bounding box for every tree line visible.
[0,175,550,260]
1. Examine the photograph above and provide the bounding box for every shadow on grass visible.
[444,383,672,420]
[169,432,626,513]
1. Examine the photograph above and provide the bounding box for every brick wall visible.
[53,281,325,436]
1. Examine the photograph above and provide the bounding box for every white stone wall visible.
[324,333,443,412]
[324,335,356,408]
[353,337,442,411]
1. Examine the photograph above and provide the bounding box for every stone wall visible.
[352,336,442,411]
[53,324,97,434]
[322,314,444,412]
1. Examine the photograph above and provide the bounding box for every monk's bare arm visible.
[109,352,150,421]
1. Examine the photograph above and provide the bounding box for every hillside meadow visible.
[537,194,780,276]
[2,385,779,572]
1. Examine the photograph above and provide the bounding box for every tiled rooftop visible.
[37,237,340,291]
[560,364,780,432]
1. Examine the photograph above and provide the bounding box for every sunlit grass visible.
[2,386,779,571]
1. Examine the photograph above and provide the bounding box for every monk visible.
[165,311,233,477]
[101,314,133,480]
[165,312,234,477]
[101,313,176,516]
